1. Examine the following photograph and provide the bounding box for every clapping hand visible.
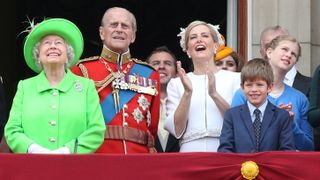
[177,61,192,94]
[279,102,294,120]
[206,61,217,97]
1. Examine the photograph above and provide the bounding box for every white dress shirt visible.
[284,66,297,87]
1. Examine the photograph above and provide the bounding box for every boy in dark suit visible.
[218,58,295,153]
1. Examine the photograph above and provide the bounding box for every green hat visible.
[23,18,83,73]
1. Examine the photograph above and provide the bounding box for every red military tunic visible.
[71,47,160,154]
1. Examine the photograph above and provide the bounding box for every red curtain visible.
[0,151,318,179]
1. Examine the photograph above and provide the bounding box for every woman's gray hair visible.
[32,40,75,71]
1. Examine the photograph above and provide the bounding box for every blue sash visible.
[101,63,153,124]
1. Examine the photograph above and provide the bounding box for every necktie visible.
[253,109,262,151]
[158,99,169,151]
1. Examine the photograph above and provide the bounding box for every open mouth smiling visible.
[195,45,206,51]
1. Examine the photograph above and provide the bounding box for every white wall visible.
[311,0,320,75]
[251,0,318,76]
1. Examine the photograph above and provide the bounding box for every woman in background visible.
[214,36,244,72]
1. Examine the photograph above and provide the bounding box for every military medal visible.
[123,74,158,96]
[111,72,123,113]
[132,107,143,124]
[101,57,132,113]
[137,95,150,111]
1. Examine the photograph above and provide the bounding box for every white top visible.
[165,70,240,152]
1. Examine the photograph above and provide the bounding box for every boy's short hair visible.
[241,58,274,86]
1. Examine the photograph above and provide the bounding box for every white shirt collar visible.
[284,66,297,86]
[247,99,268,122]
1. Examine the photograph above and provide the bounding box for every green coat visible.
[308,65,320,127]
[5,70,105,153]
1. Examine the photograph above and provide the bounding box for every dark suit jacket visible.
[155,134,180,152]
[308,65,320,127]
[308,65,320,150]
[218,102,295,153]
[293,71,312,98]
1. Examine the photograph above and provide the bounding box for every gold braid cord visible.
[78,64,89,78]
[96,74,114,93]
[113,89,120,113]
[78,63,114,93]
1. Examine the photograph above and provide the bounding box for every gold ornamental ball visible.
[241,161,259,180]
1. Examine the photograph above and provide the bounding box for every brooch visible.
[74,80,83,92]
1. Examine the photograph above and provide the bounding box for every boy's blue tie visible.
[253,109,262,151]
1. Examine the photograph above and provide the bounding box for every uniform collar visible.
[100,45,131,64]
[36,69,74,93]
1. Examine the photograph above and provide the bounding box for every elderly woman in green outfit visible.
[5,18,105,154]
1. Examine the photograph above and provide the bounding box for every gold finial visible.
[241,161,259,180]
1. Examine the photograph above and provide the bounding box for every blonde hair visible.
[178,20,223,52]
[266,34,301,61]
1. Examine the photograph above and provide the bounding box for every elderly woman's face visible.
[38,35,68,67]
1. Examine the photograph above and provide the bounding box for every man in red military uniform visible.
[71,7,160,154]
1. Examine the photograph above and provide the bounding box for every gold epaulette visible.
[76,56,100,65]
[131,58,156,71]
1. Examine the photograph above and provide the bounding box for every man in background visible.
[147,46,180,152]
